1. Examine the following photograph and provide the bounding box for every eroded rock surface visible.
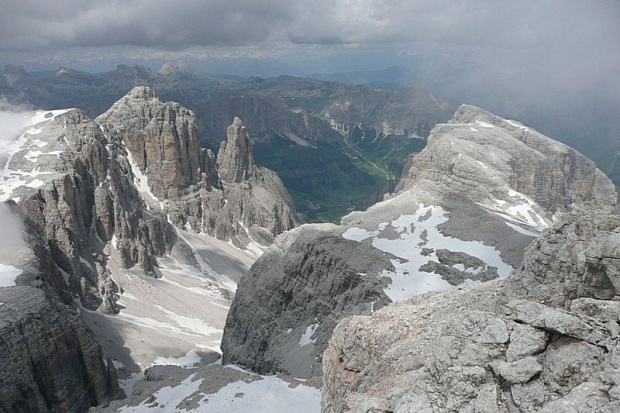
[0,287,121,412]
[322,213,620,412]
[397,104,616,217]
[221,224,394,379]
[97,86,204,199]
[1,108,173,311]
[97,87,299,249]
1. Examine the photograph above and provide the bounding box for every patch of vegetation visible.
[253,135,389,223]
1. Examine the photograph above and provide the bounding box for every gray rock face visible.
[322,213,620,412]
[221,224,393,380]
[98,87,299,249]
[0,287,121,412]
[97,86,206,198]
[397,104,616,218]
[0,88,298,410]
[1,201,70,301]
[0,108,173,311]
[217,117,256,183]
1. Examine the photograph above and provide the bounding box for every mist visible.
[0,202,23,256]
[0,103,31,141]
[0,1,618,179]
[0,102,32,172]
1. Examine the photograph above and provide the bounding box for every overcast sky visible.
[0,1,618,107]
[0,0,616,50]
[1,1,617,60]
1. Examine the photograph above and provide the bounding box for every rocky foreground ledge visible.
[322,213,620,412]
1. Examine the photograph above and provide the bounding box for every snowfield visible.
[344,203,514,300]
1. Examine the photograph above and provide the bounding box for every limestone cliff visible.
[0,87,299,412]
[96,86,206,198]
[397,104,616,217]
[217,117,257,183]
[0,202,121,412]
[98,87,299,249]
[0,108,172,312]
[221,224,393,379]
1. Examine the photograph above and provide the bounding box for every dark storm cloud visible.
[1,0,617,53]
[0,0,299,49]
[0,0,618,99]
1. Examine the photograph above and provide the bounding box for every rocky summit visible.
[98,86,299,249]
[322,212,620,412]
[0,86,297,310]
[221,105,616,381]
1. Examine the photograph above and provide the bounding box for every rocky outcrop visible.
[322,213,620,412]
[0,287,122,412]
[0,108,173,312]
[221,224,393,379]
[217,117,257,183]
[0,87,298,411]
[397,104,616,218]
[98,87,299,249]
[221,106,617,382]
[321,85,451,140]
[1,88,298,310]
[97,86,206,198]
[0,67,454,223]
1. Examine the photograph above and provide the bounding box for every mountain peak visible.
[217,117,256,183]
[126,86,157,100]
[158,60,191,76]
[232,116,243,127]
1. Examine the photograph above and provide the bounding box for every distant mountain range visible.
[0,63,452,222]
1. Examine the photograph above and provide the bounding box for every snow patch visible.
[24,179,45,188]
[79,256,94,271]
[153,350,202,369]
[345,204,513,301]
[193,371,321,413]
[0,264,22,287]
[119,371,144,398]
[342,227,380,242]
[299,324,318,346]
[0,109,71,201]
[154,305,222,337]
[507,119,530,131]
[505,221,540,237]
[124,145,163,210]
[475,120,495,128]
[119,374,204,413]
[477,188,550,232]
[24,150,63,162]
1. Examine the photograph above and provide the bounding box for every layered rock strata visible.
[0,287,121,412]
